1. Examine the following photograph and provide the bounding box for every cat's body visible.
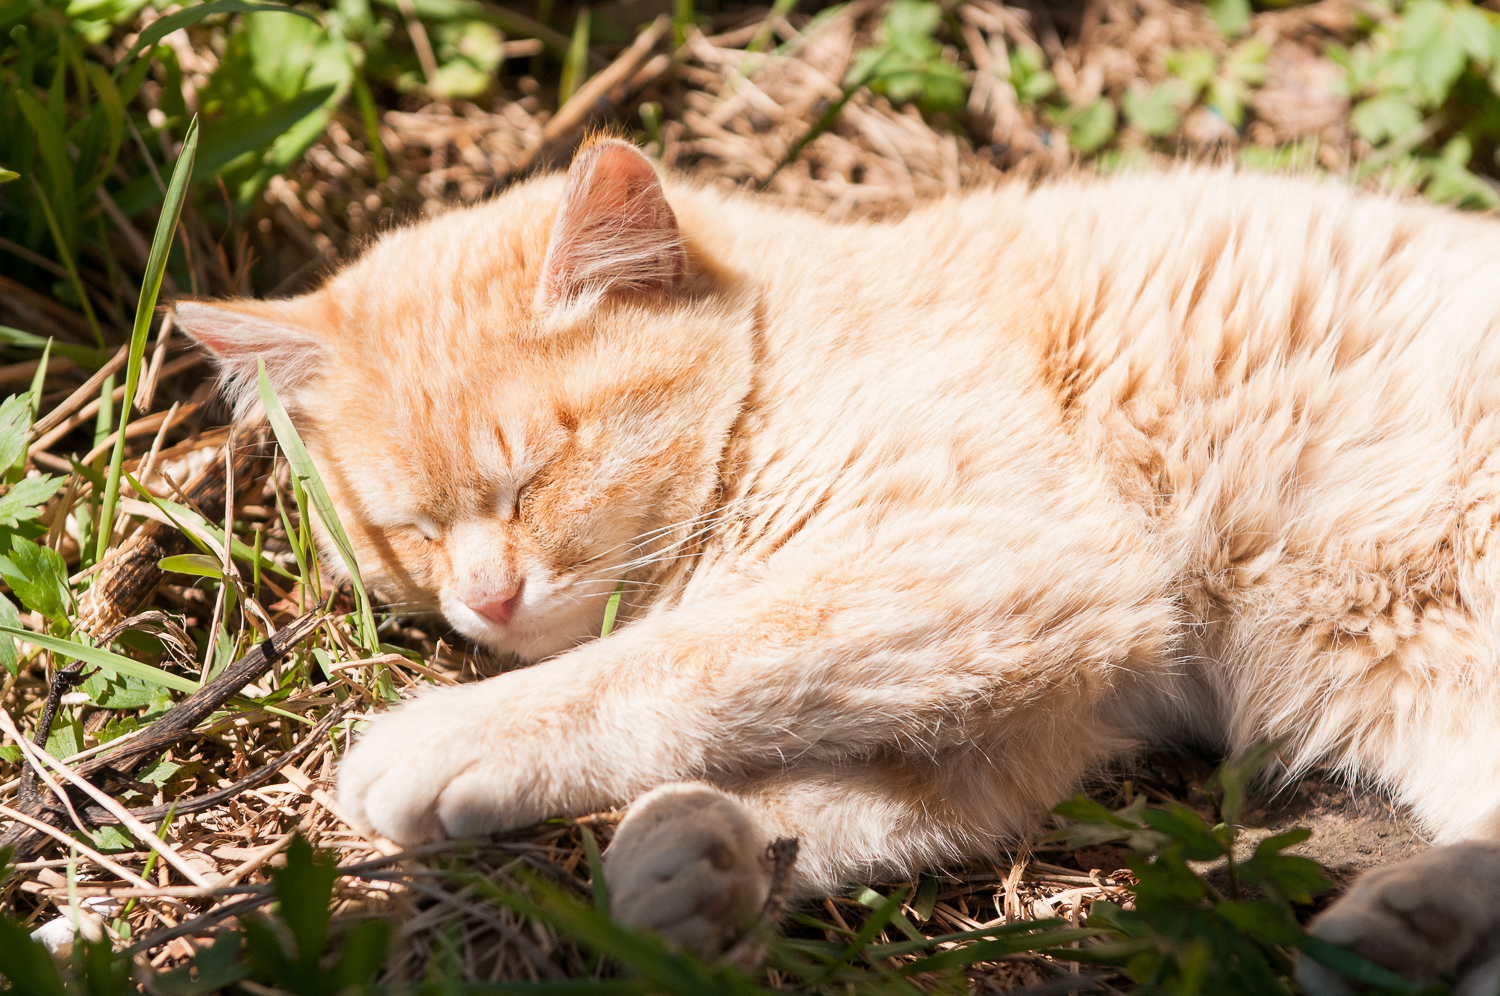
[177,143,1500,991]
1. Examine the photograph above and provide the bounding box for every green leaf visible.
[0,169,19,184]
[0,475,62,527]
[0,626,198,694]
[1,536,73,625]
[97,116,199,564]
[159,553,226,579]
[1123,80,1185,135]
[12,90,78,258]
[258,360,379,651]
[1067,98,1117,152]
[44,718,82,760]
[1165,46,1219,98]
[115,0,321,73]
[91,825,136,853]
[0,394,34,471]
[0,917,69,996]
[126,474,294,580]
[1298,935,1428,992]
[1207,0,1251,38]
[0,594,20,675]
[137,755,181,787]
[1215,899,1302,946]
[911,872,939,922]
[83,668,159,710]
[600,582,624,637]
[1350,95,1423,144]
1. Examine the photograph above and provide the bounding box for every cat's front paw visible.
[338,680,555,844]
[604,783,772,957]
[1297,841,1500,996]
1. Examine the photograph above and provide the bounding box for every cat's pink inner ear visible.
[538,140,686,308]
[173,301,328,418]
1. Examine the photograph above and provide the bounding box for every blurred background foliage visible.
[2,0,1500,331]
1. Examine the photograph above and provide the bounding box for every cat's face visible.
[177,142,753,661]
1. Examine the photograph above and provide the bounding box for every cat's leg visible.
[338,544,1174,847]
[1296,840,1500,996]
[603,761,1027,955]
[1261,631,1500,994]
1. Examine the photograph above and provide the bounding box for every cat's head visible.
[175,140,754,661]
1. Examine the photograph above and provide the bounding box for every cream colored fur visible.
[176,143,1500,990]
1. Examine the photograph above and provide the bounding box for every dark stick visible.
[0,610,324,855]
[19,660,89,812]
[71,609,324,785]
[77,696,354,825]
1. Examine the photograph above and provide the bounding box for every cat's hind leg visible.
[604,761,1031,956]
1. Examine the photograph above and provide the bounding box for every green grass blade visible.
[599,582,623,637]
[0,326,105,369]
[125,472,295,580]
[13,90,78,258]
[578,823,609,914]
[0,627,198,694]
[28,178,104,349]
[748,0,799,52]
[257,359,378,651]
[95,116,199,565]
[558,7,591,105]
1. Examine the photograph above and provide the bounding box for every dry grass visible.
[0,0,1428,989]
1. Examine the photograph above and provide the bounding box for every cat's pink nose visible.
[466,581,523,627]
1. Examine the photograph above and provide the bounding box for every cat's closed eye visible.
[407,517,442,542]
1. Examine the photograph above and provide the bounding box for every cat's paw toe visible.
[1297,841,1500,996]
[338,686,526,844]
[604,783,771,957]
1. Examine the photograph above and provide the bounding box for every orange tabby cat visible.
[175,139,1500,993]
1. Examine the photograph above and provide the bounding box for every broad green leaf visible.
[92,825,136,853]
[1350,95,1423,144]
[1207,0,1250,38]
[0,394,33,470]
[0,594,19,675]
[0,917,69,996]
[0,475,62,527]
[44,718,82,759]
[97,116,199,564]
[159,553,227,579]
[1068,98,1117,152]
[1123,80,1185,135]
[115,0,320,72]
[1165,46,1219,97]
[138,755,181,787]
[0,626,198,694]
[83,668,159,709]
[0,537,72,625]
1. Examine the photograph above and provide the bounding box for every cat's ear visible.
[536,139,686,311]
[173,299,329,420]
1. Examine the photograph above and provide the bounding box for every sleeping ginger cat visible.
[176,139,1500,994]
